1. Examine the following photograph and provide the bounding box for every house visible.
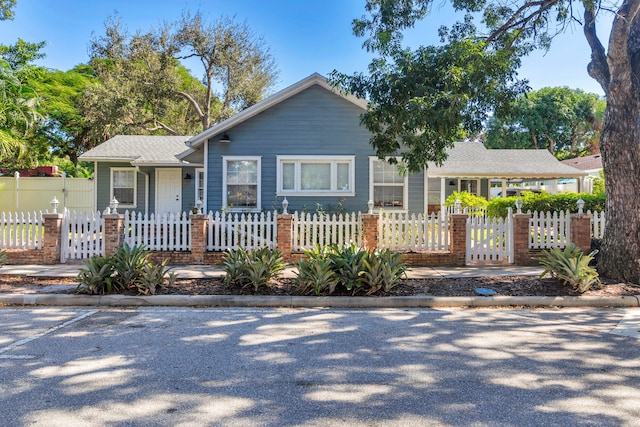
[560,154,603,193]
[80,73,586,215]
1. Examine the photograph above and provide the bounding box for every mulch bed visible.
[1,274,638,297]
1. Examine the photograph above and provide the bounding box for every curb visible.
[1,294,639,308]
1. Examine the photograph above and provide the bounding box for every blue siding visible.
[206,85,428,214]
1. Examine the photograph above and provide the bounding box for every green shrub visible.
[76,244,175,295]
[445,191,488,212]
[486,191,606,217]
[222,247,286,292]
[538,243,601,293]
[292,243,408,295]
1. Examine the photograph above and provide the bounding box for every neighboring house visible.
[81,73,587,215]
[560,154,603,193]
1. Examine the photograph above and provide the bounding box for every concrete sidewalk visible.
[2,263,639,308]
[1,263,546,280]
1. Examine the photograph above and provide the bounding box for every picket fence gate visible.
[61,210,104,262]
[466,211,514,264]
[292,212,362,251]
[206,211,277,251]
[378,211,450,251]
[124,211,191,251]
[0,211,43,249]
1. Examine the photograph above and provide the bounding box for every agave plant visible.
[360,249,408,295]
[539,244,601,293]
[76,255,117,295]
[111,243,151,290]
[294,258,339,295]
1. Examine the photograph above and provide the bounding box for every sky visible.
[1,0,611,96]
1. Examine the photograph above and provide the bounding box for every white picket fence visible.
[378,211,450,251]
[61,210,104,261]
[0,211,43,249]
[207,211,277,251]
[124,211,191,251]
[590,210,605,239]
[466,212,514,263]
[292,211,362,251]
[529,210,571,249]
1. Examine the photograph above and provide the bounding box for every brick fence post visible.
[103,214,124,257]
[362,213,379,250]
[277,214,293,262]
[42,213,63,264]
[449,213,467,266]
[513,213,533,265]
[190,214,208,264]
[570,213,593,253]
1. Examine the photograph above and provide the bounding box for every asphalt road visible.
[1,307,639,426]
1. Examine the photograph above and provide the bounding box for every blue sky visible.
[1,0,609,95]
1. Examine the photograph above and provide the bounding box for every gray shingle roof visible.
[79,135,192,165]
[427,141,586,178]
[561,154,603,171]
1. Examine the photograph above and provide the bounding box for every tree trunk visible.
[596,0,640,282]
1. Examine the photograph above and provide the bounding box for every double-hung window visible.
[110,168,137,208]
[276,156,355,196]
[223,157,261,210]
[370,158,408,210]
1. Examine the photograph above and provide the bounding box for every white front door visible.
[156,168,182,215]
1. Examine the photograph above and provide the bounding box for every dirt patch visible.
[1,274,638,297]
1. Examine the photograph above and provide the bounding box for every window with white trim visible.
[276,156,355,196]
[223,157,261,210]
[370,158,408,209]
[195,168,205,206]
[459,179,480,196]
[110,168,137,207]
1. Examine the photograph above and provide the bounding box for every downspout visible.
[135,166,149,214]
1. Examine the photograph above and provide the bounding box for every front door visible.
[156,168,182,215]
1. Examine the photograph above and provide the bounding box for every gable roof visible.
[427,141,587,178]
[183,73,368,151]
[79,135,192,166]
[561,154,603,171]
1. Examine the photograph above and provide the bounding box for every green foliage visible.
[222,247,286,292]
[485,87,605,158]
[76,244,175,295]
[0,0,17,21]
[292,243,408,295]
[0,250,7,267]
[592,170,605,195]
[539,244,601,293]
[444,191,488,212]
[486,191,605,217]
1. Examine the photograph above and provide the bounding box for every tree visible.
[0,0,16,21]
[333,0,640,283]
[485,87,605,159]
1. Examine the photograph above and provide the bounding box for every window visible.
[370,158,408,210]
[110,168,136,207]
[459,179,480,195]
[195,168,205,205]
[223,157,261,210]
[276,156,355,196]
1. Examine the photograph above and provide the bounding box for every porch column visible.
[103,214,124,257]
[449,213,467,266]
[277,213,293,262]
[570,213,593,253]
[42,213,64,264]
[513,213,534,265]
[190,214,208,264]
[362,214,379,250]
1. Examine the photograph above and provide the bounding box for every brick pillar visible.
[513,213,533,265]
[570,213,593,253]
[103,214,124,257]
[277,214,293,262]
[361,214,379,250]
[42,213,63,264]
[449,213,467,266]
[190,214,208,264]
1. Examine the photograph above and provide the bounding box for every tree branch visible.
[175,90,205,121]
[583,7,611,94]
[486,0,559,43]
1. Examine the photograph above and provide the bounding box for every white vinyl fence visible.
[0,211,43,249]
[61,210,104,262]
[378,211,450,251]
[292,212,362,251]
[124,211,191,251]
[590,210,605,239]
[529,210,571,249]
[466,212,513,263]
[207,211,277,251]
